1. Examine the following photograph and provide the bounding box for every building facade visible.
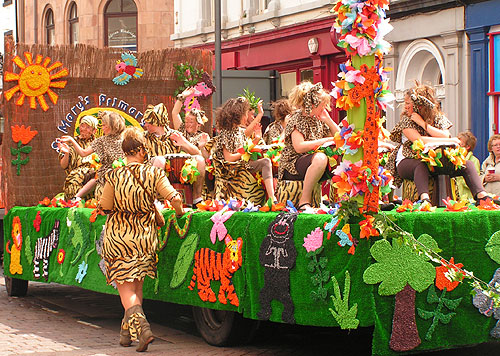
[1,0,17,91]
[172,0,346,119]
[17,0,174,52]
[466,0,500,161]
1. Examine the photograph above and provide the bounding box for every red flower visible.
[33,211,42,232]
[435,257,465,291]
[57,249,65,264]
[11,125,38,144]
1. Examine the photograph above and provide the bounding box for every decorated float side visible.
[2,2,500,355]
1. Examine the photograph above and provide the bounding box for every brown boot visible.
[126,304,154,352]
[119,316,132,347]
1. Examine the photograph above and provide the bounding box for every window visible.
[260,0,271,12]
[45,8,55,45]
[488,31,500,133]
[105,0,138,51]
[280,71,296,98]
[3,0,13,6]
[300,69,314,83]
[69,2,79,45]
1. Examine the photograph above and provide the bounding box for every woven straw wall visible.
[2,39,212,210]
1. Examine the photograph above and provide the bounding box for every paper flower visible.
[75,261,88,283]
[442,198,470,212]
[324,216,341,240]
[336,224,356,255]
[477,198,500,211]
[359,214,379,239]
[303,227,324,253]
[396,199,414,213]
[179,157,200,184]
[237,139,263,161]
[11,125,38,175]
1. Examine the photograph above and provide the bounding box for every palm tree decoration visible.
[363,235,438,351]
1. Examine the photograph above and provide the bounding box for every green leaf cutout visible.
[170,233,200,289]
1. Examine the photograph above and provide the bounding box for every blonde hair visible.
[121,127,145,156]
[101,111,126,135]
[487,134,500,153]
[289,81,331,112]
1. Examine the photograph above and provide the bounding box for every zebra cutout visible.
[33,220,60,280]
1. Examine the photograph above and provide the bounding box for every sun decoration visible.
[4,52,69,111]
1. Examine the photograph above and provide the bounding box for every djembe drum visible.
[164,153,193,205]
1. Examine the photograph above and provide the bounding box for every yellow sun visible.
[4,52,68,111]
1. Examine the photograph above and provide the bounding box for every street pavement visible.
[0,267,499,356]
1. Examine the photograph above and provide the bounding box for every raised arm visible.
[245,101,263,138]
[410,113,450,138]
[172,87,196,130]
[318,109,340,137]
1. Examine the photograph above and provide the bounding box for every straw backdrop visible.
[2,39,212,210]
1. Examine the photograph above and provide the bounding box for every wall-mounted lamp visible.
[308,37,319,54]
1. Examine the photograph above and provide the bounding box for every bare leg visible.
[116,280,142,310]
[75,178,97,199]
[298,153,327,207]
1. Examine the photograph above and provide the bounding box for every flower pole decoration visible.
[11,125,38,175]
[303,227,330,301]
[330,0,394,213]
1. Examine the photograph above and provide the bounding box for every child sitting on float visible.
[142,102,206,207]
[278,81,340,211]
[385,82,490,205]
[213,97,276,202]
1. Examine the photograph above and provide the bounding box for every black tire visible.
[192,306,259,346]
[4,276,28,297]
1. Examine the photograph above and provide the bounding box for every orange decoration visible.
[435,257,465,292]
[4,52,68,111]
[11,125,38,145]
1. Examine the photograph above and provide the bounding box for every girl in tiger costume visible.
[214,97,276,202]
[99,127,185,352]
[142,102,206,206]
[60,111,125,200]
[278,82,340,211]
[58,115,98,200]
[263,98,292,145]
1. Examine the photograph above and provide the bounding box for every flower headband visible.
[189,108,208,125]
[410,89,436,109]
[304,82,323,114]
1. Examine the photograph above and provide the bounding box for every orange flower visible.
[359,214,379,239]
[11,125,38,144]
[435,257,465,291]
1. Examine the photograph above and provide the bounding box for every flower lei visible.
[265,137,284,167]
[331,0,392,57]
[179,158,200,184]
[237,138,263,161]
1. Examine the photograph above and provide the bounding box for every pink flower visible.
[303,227,324,252]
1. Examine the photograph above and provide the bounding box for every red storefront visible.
[194,16,346,120]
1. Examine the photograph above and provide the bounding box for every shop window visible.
[68,2,79,45]
[105,0,138,51]
[300,69,314,83]
[45,8,55,45]
[280,71,296,98]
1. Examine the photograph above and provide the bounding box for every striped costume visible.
[100,162,178,284]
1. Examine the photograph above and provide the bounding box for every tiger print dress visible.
[59,135,95,200]
[144,130,181,157]
[100,162,178,284]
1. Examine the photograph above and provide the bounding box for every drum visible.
[164,153,191,184]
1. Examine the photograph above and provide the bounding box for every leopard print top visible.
[214,127,247,164]
[385,114,453,187]
[278,110,331,179]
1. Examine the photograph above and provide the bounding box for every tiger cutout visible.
[189,234,243,306]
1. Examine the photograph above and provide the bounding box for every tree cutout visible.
[363,235,438,352]
[329,271,359,330]
[417,285,462,341]
[486,231,500,264]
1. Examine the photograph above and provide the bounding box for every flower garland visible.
[331,0,392,57]
[179,158,200,184]
[412,139,468,172]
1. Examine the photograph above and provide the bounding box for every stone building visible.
[15,0,174,51]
